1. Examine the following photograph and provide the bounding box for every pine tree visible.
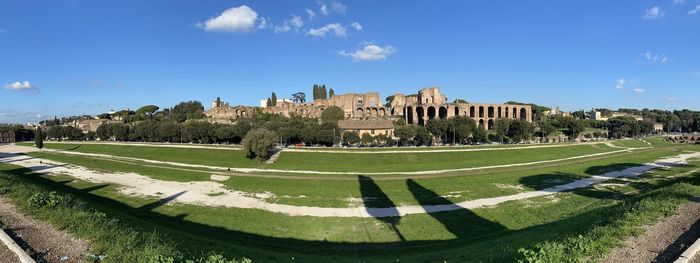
[35,128,44,150]
[215,97,221,107]
[312,84,319,100]
[271,92,277,106]
[329,88,335,97]
[321,85,327,99]
[266,98,272,107]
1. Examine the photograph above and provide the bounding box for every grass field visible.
[21,142,620,172]
[2,141,700,262]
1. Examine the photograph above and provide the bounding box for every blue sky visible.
[1,0,699,124]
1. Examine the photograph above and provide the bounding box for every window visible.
[371,129,375,135]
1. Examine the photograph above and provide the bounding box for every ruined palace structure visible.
[205,87,532,130]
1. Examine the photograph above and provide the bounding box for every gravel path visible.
[0,198,90,263]
[601,198,700,263]
[1,144,697,218]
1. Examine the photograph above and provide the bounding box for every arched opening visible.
[488,107,495,118]
[416,106,425,126]
[512,107,518,119]
[371,108,379,117]
[406,106,414,124]
[379,108,386,117]
[488,119,494,130]
[439,107,448,119]
[470,106,476,117]
[366,108,372,118]
[497,107,502,118]
[427,106,436,120]
[356,108,363,118]
[454,106,460,116]
[520,108,527,121]
[479,106,485,118]
[505,107,509,118]
[478,119,485,129]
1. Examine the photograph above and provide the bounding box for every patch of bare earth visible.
[601,197,700,263]
[0,197,90,263]
[0,239,19,263]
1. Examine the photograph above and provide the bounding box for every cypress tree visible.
[329,88,335,97]
[271,92,277,106]
[266,98,272,107]
[312,84,319,100]
[321,85,327,99]
[35,128,44,150]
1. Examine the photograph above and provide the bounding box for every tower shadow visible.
[406,179,506,239]
[358,175,405,241]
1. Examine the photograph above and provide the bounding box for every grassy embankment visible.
[0,155,698,262]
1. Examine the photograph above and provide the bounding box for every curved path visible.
[1,144,697,218]
[6,144,637,176]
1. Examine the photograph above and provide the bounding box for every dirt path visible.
[2,144,636,176]
[0,239,19,263]
[1,146,697,218]
[0,198,90,263]
[601,197,700,263]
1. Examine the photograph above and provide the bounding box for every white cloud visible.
[198,5,258,32]
[689,4,700,15]
[4,81,36,91]
[643,6,664,19]
[642,52,669,64]
[632,88,645,93]
[274,15,304,33]
[257,17,269,29]
[350,22,362,31]
[307,23,347,37]
[306,9,316,20]
[319,1,329,15]
[330,1,346,14]
[615,78,626,89]
[675,0,685,4]
[36,114,42,119]
[338,43,397,61]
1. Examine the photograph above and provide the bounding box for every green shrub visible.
[27,191,72,208]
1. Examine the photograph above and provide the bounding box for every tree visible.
[312,84,319,100]
[292,92,306,103]
[215,97,221,107]
[508,119,534,143]
[136,105,159,117]
[266,98,272,107]
[394,125,416,146]
[343,131,360,146]
[271,92,278,106]
[413,125,433,146]
[494,119,511,143]
[35,128,44,150]
[171,101,205,122]
[472,126,489,143]
[242,128,278,161]
[384,95,395,107]
[361,133,374,146]
[320,85,327,99]
[329,88,335,97]
[321,106,345,124]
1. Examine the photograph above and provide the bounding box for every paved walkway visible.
[1,144,697,218]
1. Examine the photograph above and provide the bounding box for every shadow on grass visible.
[358,175,404,241]
[1,162,699,262]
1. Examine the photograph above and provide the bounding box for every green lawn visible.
[23,147,681,209]
[611,139,651,148]
[1,157,699,262]
[25,142,621,173]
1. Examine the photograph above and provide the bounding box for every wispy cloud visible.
[689,4,700,15]
[632,88,645,93]
[318,1,345,15]
[674,0,685,4]
[641,52,669,64]
[197,5,258,32]
[274,15,304,33]
[4,81,37,91]
[338,43,397,61]
[330,1,346,14]
[307,23,347,37]
[350,22,362,31]
[615,78,626,89]
[643,6,664,19]
[305,9,316,21]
